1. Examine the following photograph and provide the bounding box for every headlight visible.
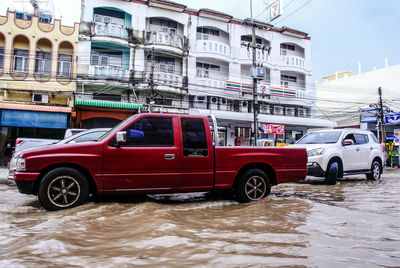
[16,157,26,171]
[308,148,324,157]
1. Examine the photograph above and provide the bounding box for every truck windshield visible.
[296,131,341,144]
[98,115,138,141]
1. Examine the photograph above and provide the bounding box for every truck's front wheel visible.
[235,169,270,203]
[38,168,89,211]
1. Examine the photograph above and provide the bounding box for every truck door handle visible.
[356,147,360,151]
[165,154,175,160]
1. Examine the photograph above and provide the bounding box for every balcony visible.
[196,77,226,89]
[281,55,306,69]
[146,31,184,49]
[94,22,128,39]
[89,65,130,82]
[239,46,269,63]
[145,71,183,87]
[195,40,230,58]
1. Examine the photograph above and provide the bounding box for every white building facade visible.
[316,61,400,129]
[77,0,334,145]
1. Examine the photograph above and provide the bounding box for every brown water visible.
[1,170,400,267]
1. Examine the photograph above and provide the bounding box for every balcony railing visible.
[94,22,128,39]
[89,65,130,81]
[145,71,183,87]
[146,31,184,49]
[195,40,231,57]
[281,55,305,68]
[239,46,269,62]
[196,77,227,89]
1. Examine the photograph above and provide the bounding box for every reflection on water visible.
[1,172,399,267]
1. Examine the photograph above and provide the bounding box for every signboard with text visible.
[265,124,285,135]
[385,113,400,125]
[270,0,283,21]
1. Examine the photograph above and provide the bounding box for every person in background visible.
[3,139,13,166]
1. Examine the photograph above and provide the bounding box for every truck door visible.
[102,116,180,191]
[179,117,214,189]
[354,133,371,170]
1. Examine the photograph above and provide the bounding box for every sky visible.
[2,0,400,82]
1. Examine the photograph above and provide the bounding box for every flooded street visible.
[1,169,400,267]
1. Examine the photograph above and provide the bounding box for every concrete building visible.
[316,60,400,137]
[77,0,334,146]
[0,11,79,157]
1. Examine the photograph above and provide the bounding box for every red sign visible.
[265,124,285,134]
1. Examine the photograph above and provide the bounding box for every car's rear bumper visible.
[14,171,40,194]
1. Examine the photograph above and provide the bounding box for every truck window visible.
[354,134,368,144]
[122,117,174,147]
[181,118,208,156]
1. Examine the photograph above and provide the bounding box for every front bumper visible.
[14,171,40,194]
[307,162,325,177]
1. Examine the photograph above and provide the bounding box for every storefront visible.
[74,99,143,128]
[0,103,72,164]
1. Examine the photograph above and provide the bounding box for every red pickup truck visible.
[12,114,307,210]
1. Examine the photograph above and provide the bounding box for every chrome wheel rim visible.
[245,176,266,201]
[373,164,380,180]
[47,176,80,207]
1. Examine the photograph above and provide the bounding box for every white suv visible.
[290,129,384,184]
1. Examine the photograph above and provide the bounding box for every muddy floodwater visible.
[1,169,400,267]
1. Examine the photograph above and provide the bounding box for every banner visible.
[265,124,285,135]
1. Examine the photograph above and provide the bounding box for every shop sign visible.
[385,136,396,141]
[385,113,400,125]
[265,124,285,134]
[361,109,377,123]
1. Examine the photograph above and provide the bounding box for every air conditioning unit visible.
[32,93,48,104]
[242,101,248,107]
[197,96,205,103]
[221,98,227,104]
[211,97,217,103]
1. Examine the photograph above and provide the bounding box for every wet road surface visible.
[1,168,399,267]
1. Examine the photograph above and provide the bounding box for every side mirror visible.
[342,139,354,146]
[116,131,127,146]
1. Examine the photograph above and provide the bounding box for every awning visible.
[75,99,143,110]
[1,109,68,129]
[190,109,336,128]
[0,102,72,113]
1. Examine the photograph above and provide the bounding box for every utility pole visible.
[378,86,385,142]
[148,47,155,112]
[251,0,259,146]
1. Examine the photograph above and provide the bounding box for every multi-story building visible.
[316,60,400,138]
[78,0,334,145]
[0,11,79,156]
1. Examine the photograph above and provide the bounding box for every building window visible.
[285,107,295,117]
[241,36,262,44]
[298,108,306,117]
[35,51,52,75]
[274,106,283,115]
[0,47,3,70]
[147,56,175,74]
[197,27,219,39]
[280,43,295,51]
[13,49,29,72]
[281,75,297,88]
[57,54,72,77]
[260,104,270,114]
[150,18,177,34]
[91,48,122,67]
[196,62,220,78]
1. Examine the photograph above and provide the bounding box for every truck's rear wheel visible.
[38,168,89,211]
[235,169,270,203]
